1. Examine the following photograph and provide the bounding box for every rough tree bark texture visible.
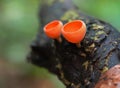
[27,0,120,88]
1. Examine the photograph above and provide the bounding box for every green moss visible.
[96,31,105,35]
[55,62,71,86]
[93,36,99,41]
[92,24,104,30]
[61,10,79,21]
[89,43,95,49]
[80,53,86,58]
[82,61,89,70]
[102,66,108,73]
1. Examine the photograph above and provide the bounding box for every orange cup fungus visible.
[44,20,63,42]
[62,20,86,47]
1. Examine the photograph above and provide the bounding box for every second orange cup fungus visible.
[44,20,63,42]
[62,20,86,47]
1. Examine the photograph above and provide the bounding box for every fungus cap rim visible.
[62,20,86,43]
[62,20,86,34]
[44,20,63,32]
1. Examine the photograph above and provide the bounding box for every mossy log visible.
[27,0,120,88]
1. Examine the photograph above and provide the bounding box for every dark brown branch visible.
[27,0,120,88]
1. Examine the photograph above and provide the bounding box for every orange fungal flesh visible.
[62,20,86,43]
[64,21,82,32]
[44,20,63,39]
[45,21,60,31]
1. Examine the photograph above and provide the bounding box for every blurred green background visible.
[0,0,120,88]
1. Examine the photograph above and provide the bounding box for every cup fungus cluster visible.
[44,20,86,47]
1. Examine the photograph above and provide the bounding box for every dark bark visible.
[27,0,120,88]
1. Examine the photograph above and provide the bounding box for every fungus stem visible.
[76,42,81,48]
[56,37,62,43]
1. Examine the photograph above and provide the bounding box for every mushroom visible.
[62,20,86,47]
[44,20,63,43]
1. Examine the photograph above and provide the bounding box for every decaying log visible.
[27,0,120,88]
